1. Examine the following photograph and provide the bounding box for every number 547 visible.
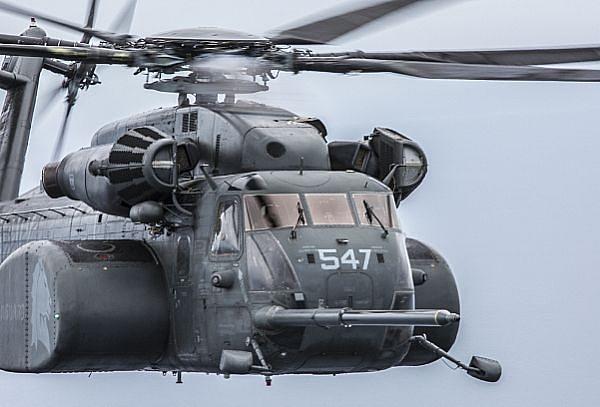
[317,249,372,271]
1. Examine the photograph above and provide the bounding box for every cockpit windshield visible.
[244,194,304,231]
[353,193,398,228]
[244,192,399,231]
[304,194,354,225]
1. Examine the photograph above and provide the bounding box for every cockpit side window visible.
[246,232,300,291]
[210,199,241,256]
[246,235,273,291]
[305,194,354,225]
[353,193,399,229]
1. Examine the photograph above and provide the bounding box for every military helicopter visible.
[1,0,599,385]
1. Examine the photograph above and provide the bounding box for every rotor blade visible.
[35,81,65,122]
[291,57,600,82]
[269,0,441,45]
[312,46,600,66]
[51,102,74,162]
[0,44,183,68]
[0,0,131,44]
[81,0,99,44]
[0,33,90,48]
[108,0,137,34]
[0,43,135,64]
[92,0,138,78]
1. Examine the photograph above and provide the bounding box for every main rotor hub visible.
[144,75,269,105]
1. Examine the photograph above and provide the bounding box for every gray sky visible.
[2,0,600,405]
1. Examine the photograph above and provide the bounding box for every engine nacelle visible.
[0,240,168,373]
[42,126,201,217]
[328,127,428,204]
[398,238,461,366]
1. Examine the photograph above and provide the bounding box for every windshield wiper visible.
[290,202,306,239]
[363,200,389,238]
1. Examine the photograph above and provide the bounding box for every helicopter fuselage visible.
[0,168,415,375]
[0,102,459,375]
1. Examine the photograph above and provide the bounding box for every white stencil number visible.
[317,249,339,270]
[317,249,372,271]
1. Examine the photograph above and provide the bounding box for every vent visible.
[104,127,170,205]
[182,111,198,133]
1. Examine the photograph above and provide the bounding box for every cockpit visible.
[209,191,400,273]
[210,192,398,251]
[208,190,401,295]
[205,169,409,314]
[244,192,398,231]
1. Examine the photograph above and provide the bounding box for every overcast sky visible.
[2,0,600,406]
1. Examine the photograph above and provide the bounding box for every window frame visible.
[176,235,192,279]
[241,191,400,231]
[304,193,356,227]
[351,192,400,230]
[209,195,244,261]
[245,231,301,292]
[244,193,306,232]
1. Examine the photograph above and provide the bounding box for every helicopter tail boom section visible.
[0,25,46,202]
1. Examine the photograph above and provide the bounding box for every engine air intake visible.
[42,127,201,217]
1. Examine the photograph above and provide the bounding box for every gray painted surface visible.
[0,25,44,200]
[0,166,423,376]
[1,0,599,406]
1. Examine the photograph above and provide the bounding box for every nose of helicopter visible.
[248,226,412,310]
[237,176,418,372]
[300,229,410,302]
[245,226,416,373]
